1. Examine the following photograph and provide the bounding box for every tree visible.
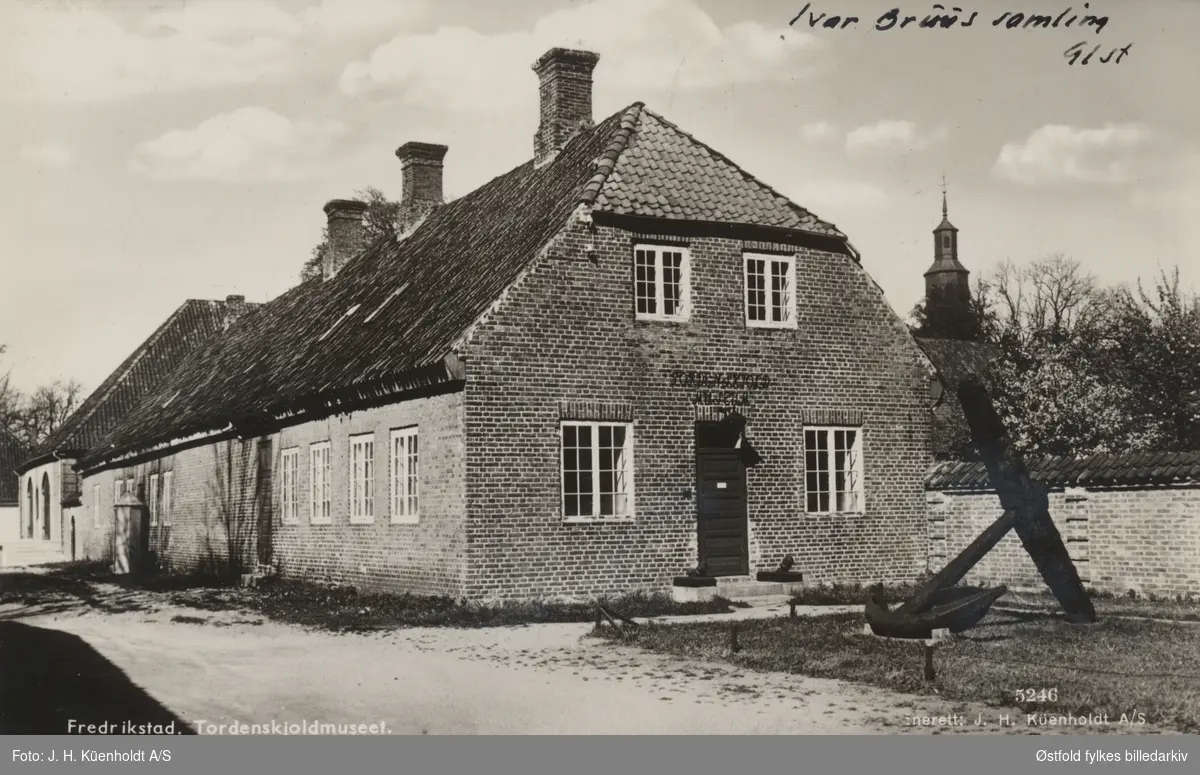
[19,381,85,448]
[300,187,399,282]
[979,254,1131,456]
[0,344,84,449]
[910,277,992,341]
[960,255,1200,458]
[1106,268,1200,451]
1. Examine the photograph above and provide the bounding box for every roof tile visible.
[927,450,1200,490]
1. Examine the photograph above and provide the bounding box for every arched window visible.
[25,479,33,539]
[41,473,51,540]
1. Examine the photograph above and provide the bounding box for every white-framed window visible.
[561,421,635,521]
[162,471,173,526]
[744,253,797,328]
[280,447,299,525]
[310,442,332,524]
[634,245,690,321]
[149,474,160,526]
[349,433,375,524]
[114,479,123,502]
[92,484,102,528]
[390,427,419,524]
[804,427,863,514]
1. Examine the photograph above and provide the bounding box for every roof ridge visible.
[636,106,845,240]
[579,102,644,206]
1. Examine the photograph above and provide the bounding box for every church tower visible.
[923,178,972,334]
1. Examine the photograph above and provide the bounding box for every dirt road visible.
[4,594,1033,735]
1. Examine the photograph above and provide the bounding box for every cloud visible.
[339,0,824,107]
[129,107,347,182]
[992,123,1160,186]
[20,143,75,168]
[799,121,838,142]
[845,120,950,154]
[788,179,886,210]
[3,1,427,102]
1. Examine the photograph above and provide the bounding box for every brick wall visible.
[270,391,466,596]
[459,213,933,601]
[927,485,1200,598]
[78,390,466,595]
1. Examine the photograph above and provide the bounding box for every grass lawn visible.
[788,581,1200,623]
[594,609,1200,732]
[1,562,740,631]
[173,577,742,631]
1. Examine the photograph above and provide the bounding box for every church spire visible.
[923,174,972,338]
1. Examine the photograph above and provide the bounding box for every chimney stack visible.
[322,199,369,281]
[223,294,247,330]
[395,142,448,235]
[532,47,600,168]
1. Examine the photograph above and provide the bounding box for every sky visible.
[1,0,1197,395]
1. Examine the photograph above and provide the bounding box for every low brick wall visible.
[927,485,1200,599]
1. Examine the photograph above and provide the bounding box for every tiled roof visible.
[22,299,241,471]
[0,429,26,505]
[84,102,849,467]
[927,450,1200,490]
[592,109,844,237]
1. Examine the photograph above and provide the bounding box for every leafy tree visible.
[1105,268,1200,450]
[300,187,399,282]
[940,255,1200,458]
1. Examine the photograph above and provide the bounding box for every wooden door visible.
[696,446,749,576]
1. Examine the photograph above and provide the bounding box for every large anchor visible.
[865,377,1096,639]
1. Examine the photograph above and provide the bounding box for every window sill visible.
[348,516,376,525]
[310,518,333,526]
[805,511,865,517]
[390,516,420,525]
[746,321,798,330]
[635,314,690,324]
[562,516,636,525]
[280,519,300,527]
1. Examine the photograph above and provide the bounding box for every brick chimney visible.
[532,47,600,168]
[395,142,448,235]
[322,198,369,281]
[223,294,247,330]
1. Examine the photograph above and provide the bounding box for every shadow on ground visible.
[0,620,194,734]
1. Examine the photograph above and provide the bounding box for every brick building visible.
[49,47,941,600]
[11,298,250,566]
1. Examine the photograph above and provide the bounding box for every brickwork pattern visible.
[928,486,1200,598]
[460,217,933,601]
[78,392,466,595]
